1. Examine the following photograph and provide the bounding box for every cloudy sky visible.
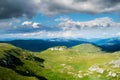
[0,0,120,40]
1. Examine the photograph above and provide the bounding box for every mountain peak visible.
[72,44,102,53]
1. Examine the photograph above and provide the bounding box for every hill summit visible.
[71,44,102,54]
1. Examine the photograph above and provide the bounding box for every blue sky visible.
[0,0,120,40]
[32,12,120,26]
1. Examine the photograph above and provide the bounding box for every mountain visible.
[71,44,102,54]
[0,37,120,52]
[39,43,120,80]
[0,43,120,80]
[92,37,120,52]
[0,39,89,52]
[0,43,47,80]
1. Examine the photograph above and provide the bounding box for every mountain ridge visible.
[1,37,120,52]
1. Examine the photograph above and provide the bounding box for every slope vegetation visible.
[37,43,120,80]
[0,43,120,80]
[0,43,47,80]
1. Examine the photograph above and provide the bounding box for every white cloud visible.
[22,21,41,28]
[116,32,120,36]
[1,28,120,39]
[1,16,120,39]
[32,22,40,28]
[1,30,83,39]
[57,17,120,30]
[22,21,32,26]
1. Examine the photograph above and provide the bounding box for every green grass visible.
[0,66,38,80]
[0,43,47,80]
[36,44,120,80]
[0,43,120,80]
[71,44,102,54]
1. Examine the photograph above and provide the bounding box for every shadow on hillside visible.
[0,52,47,80]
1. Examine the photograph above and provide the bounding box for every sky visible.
[0,0,120,40]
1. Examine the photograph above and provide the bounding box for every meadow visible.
[0,43,120,80]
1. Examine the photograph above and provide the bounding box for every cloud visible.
[22,21,32,26]
[0,0,41,19]
[32,22,40,28]
[39,0,120,15]
[0,18,21,33]
[0,19,60,34]
[16,21,50,33]
[56,17,120,30]
[0,0,120,19]
[0,30,83,39]
[1,29,118,39]
[22,21,40,28]
[1,16,120,39]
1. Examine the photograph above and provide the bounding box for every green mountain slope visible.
[0,43,120,80]
[37,44,120,80]
[71,44,102,53]
[0,43,47,80]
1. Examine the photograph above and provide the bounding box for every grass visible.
[36,44,120,80]
[0,43,47,80]
[0,66,38,80]
[0,43,120,80]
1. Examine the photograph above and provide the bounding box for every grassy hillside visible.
[0,43,47,80]
[37,44,120,80]
[0,43,120,80]
[71,44,102,54]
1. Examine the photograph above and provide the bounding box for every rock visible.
[88,65,104,74]
[61,64,66,67]
[108,71,117,77]
[109,59,120,68]
[50,47,64,51]
[77,74,83,78]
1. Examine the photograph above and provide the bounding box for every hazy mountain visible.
[0,39,89,52]
[92,37,120,52]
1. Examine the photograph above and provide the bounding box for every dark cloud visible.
[0,0,120,19]
[108,0,120,3]
[99,0,120,7]
[74,0,88,2]
[39,0,120,15]
[0,0,39,19]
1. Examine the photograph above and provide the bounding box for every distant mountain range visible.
[92,37,120,52]
[0,37,120,52]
